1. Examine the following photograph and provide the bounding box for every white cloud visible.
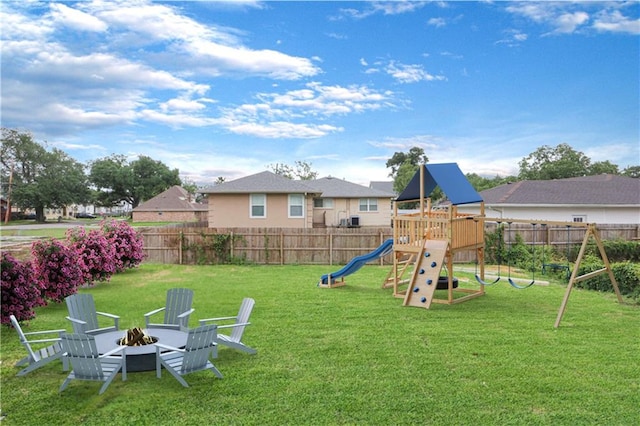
[428,17,446,28]
[85,0,320,80]
[551,12,589,34]
[593,10,640,35]
[50,3,108,32]
[384,61,446,84]
[505,2,638,36]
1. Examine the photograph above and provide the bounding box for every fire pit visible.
[94,327,188,372]
[118,327,158,346]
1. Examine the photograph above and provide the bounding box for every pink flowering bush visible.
[1,253,46,325]
[100,220,145,272]
[31,239,84,303]
[66,227,116,285]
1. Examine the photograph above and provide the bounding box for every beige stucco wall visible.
[208,193,314,228]
[313,198,393,227]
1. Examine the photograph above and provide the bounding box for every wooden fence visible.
[139,224,640,265]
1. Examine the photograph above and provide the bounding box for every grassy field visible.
[1,263,638,425]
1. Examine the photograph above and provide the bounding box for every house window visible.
[289,194,304,218]
[572,215,586,223]
[314,198,334,208]
[250,194,266,218]
[359,198,378,212]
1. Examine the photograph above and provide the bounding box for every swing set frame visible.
[475,218,624,327]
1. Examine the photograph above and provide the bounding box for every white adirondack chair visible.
[155,324,222,387]
[199,297,256,356]
[9,315,69,376]
[65,293,119,335]
[145,288,194,330]
[59,333,127,395]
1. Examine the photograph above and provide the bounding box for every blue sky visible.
[2,1,639,186]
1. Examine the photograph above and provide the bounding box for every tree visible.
[588,160,619,176]
[89,155,181,209]
[466,173,516,192]
[267,161,318,180]
[622,166,640,178]
[518,143,591,180]
[1,128,90,222]
[385,147,427,180]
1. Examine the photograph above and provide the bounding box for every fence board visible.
[137,224,639,265]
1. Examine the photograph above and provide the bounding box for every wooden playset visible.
[373,163,622,327]
[382,163,623,327]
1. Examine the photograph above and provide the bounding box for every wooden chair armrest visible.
[177,308,195,319]
[65,316,87,326]
[198,316,237,325]
[96,311,120,320]
[216,322,250,330]
[100,345,127,358]
[23,337,62,344]
[155,343,183,353]
[144,307,165,318]
[22,329,66,337]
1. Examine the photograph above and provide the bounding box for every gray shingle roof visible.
[201,171,319,194]
[134,186,207,211]
[306,177,396,198]
[370,181,396,195]
[480,174,640,205]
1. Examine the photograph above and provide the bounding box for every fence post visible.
[280,231,284,265]
[179,231,183,265]
[230,230,234,259]
[329,233,333,266]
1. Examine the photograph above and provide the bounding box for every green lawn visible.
[1,264,638,425]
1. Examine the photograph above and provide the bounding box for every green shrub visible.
[570,239,640,262]
[574,255,640,302]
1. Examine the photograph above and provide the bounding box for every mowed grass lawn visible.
[1,263,638,425]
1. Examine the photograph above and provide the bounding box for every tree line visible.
[386,144,639,202]
[2,128,638,222]
[1,128,182,222]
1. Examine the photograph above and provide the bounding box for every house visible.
[132,186,207,223]
[463,174,640,224]
[201,171,395,228]
[369,181,396,195]
[305,177,396,227]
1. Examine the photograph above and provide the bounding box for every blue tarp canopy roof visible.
[396,163,483,206]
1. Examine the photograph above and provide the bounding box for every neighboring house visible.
[201,171,395,228]
[132,186,207,223]
[463,174,640,224]
[370,181,396,196]
[306,177,395,227]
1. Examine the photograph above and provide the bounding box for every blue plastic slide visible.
[319,238,394,285]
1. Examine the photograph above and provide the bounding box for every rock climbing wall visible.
[403,240,448,309]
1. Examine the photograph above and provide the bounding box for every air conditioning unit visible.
[339,218,348,227]
[349,216,360,227]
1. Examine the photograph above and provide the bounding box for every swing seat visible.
[542,263,570,278]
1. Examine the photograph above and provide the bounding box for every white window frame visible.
[289,194,304,218]
[359,198,378,212]
[250,193,266,218]
[572,215,586,223]
[313,198,334,209]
